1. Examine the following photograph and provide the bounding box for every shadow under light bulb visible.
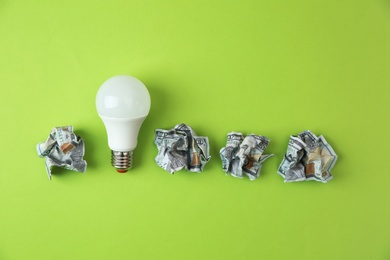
[96,75,151,173]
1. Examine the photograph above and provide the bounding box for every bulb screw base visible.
[111,150,133,173]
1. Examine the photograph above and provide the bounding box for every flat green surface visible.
[1,0,389,259]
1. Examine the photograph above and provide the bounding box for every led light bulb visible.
[96,75,151,173]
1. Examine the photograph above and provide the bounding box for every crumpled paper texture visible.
[154,123,210,174]
[220,132,273,180]
[277,130,338,183]
[36,126,87,180]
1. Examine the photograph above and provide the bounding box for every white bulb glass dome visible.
[96,75,150,118]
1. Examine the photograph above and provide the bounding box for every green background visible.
[1,0,389,259]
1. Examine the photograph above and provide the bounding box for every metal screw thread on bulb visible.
[111,150,133,173]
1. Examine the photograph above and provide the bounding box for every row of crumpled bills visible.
[155,125,338,182]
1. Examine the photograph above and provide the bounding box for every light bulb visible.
[96,75,151,173]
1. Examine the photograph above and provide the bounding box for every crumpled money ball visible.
[220,132,274,180]
[36,126,87,180]
[154,123,211,174]
[277,130,338,183]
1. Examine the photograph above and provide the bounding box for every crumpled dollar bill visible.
[154,123,210,174]
[36,126,87,180]
[277,130,338,183]
[220,132,274,180]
